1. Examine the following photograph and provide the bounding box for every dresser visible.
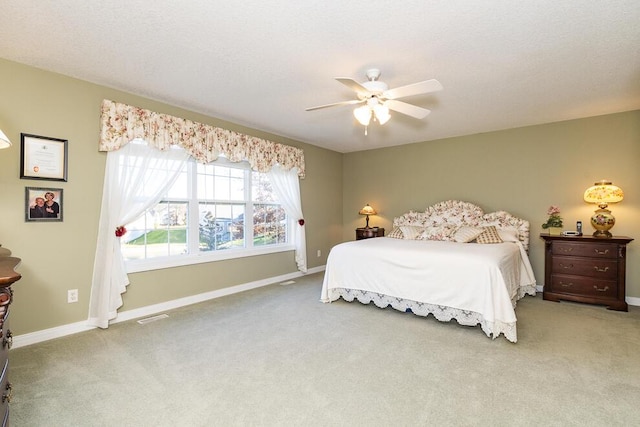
[541,234,633,311]
[356,227,385,240]
[0,247,21,426]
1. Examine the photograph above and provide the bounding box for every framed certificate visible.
[20,133,68,181]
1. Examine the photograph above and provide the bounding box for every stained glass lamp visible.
[358,204,377,229]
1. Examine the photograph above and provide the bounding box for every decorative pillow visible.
[400,226,424,240]
[387,227,404,239]
[419,224,458,241]
[453,226,484,243]
[475,226,504,244]
[497,227,519,243]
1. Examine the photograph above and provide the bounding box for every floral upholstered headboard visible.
[390,200,531,252]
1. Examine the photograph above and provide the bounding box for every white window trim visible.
[125,242,296,273]
[123,156,295,273]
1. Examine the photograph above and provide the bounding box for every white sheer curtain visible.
[270,165,307,273]
[88,142,190,328]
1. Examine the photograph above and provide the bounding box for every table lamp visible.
[583,180,624,238]
[358,204,377,229]
[0,128,11,149]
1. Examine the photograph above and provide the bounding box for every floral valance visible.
[98,99,305,177]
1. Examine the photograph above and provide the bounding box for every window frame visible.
[124,157,295,273]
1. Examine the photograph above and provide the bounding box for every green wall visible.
[1,57,638,337]
[0,58,343,335]
[343,111,640,298]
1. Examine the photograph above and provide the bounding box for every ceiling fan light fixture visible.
[373,103,390,125]
[362,80,388,95]
[307,68,443,132]
[354,105,372,126]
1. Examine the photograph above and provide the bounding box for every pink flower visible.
[542,205,563,229]
[547,205,561,216]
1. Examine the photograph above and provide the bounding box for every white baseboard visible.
[12,266,325,349]
[627,296,640,306]
[13,267,636,349]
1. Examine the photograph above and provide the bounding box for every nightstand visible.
[541,234,633,311]
[356,227,385,240]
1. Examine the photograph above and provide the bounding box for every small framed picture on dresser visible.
[25,187,63,222]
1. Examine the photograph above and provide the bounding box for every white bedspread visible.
[321,237,536,342]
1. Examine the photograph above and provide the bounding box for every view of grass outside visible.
[122,227,188,259]
[127,229,187,245]
[123,224,280,258]
[120,161,288,262]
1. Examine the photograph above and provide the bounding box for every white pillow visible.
[399,226,423,240]
[453,226,484,243]
[497,227,519,243]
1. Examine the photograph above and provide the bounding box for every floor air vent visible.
[137,314,169,324]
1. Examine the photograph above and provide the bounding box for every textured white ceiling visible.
[1,1,639,153]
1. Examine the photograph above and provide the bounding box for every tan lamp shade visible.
[359,204,377,216]
[0,129,11,149]
[583,180,624,238]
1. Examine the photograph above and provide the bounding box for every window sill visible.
[125,244,296,273]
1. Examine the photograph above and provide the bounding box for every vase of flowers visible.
[542,205,563,235]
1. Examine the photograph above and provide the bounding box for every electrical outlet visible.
[317,249,321,257]
[67,289,78,303]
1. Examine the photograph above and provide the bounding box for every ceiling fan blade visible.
[385,99,431,119]
[383,79,443,100]
[305,99,364,111]
[335,77,371,97]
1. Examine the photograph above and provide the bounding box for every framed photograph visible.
[25,187,63,222]
[20,133,68,181]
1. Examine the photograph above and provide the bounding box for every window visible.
[122,157,291,272]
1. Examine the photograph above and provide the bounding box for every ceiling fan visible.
[306,68,443,130]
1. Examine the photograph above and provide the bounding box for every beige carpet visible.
[9,272,640,426]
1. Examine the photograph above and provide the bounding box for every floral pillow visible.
[475,226,504,244]
[419,224,458,241]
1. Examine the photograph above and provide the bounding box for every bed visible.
[321,200,537,342]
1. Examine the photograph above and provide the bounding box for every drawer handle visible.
[559,247,573,253]
[559,263,573,269]
[594,266,610,273]
[594,286,610,292]
[594,249,610,255]
[2,382,11,404]
[559,281,574,288]
[2,330,12,350]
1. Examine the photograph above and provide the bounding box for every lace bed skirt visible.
[324,285,536,343]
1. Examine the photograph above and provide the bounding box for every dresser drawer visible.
[0,308,8,366]
[0,358,8,427]
[549,274,617,298]
[542,235,633,311]
[552,241,618,259]
[551,257,618,280]
[0,252,21,427]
